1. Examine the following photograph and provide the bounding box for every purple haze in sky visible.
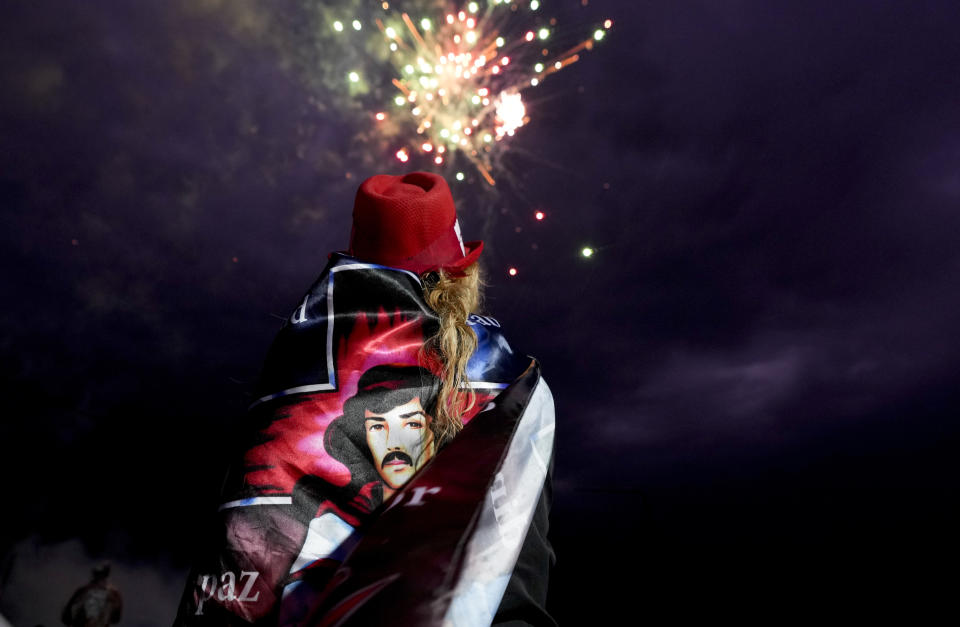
[2,1,958,623]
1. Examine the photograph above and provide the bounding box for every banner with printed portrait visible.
[174,254,547,626]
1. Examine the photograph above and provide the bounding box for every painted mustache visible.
[382,451,414,467]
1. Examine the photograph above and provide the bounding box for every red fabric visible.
[348,172,482,275]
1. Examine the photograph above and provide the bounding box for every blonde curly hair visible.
[420,263,483,444]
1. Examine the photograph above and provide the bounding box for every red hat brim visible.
[440,240,483,276]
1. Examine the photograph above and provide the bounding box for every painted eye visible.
[368,423,385,432]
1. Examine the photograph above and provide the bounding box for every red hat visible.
[348,172,483,276]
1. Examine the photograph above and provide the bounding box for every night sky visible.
[2,1,959,624]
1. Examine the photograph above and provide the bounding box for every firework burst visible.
[334,1,611,185]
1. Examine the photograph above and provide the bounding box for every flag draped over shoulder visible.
[175,254,555,626]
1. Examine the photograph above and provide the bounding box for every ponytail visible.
[420,263,482,444]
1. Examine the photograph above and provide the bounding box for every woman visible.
[175,172,555,626]
[346,171,487,448]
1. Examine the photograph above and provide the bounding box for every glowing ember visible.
[495,92,526,137]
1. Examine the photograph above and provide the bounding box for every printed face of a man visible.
[364,397,436,489]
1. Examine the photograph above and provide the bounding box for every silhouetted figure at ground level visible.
[61,563,122,627]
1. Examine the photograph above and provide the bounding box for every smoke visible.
[0,536,185,627]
